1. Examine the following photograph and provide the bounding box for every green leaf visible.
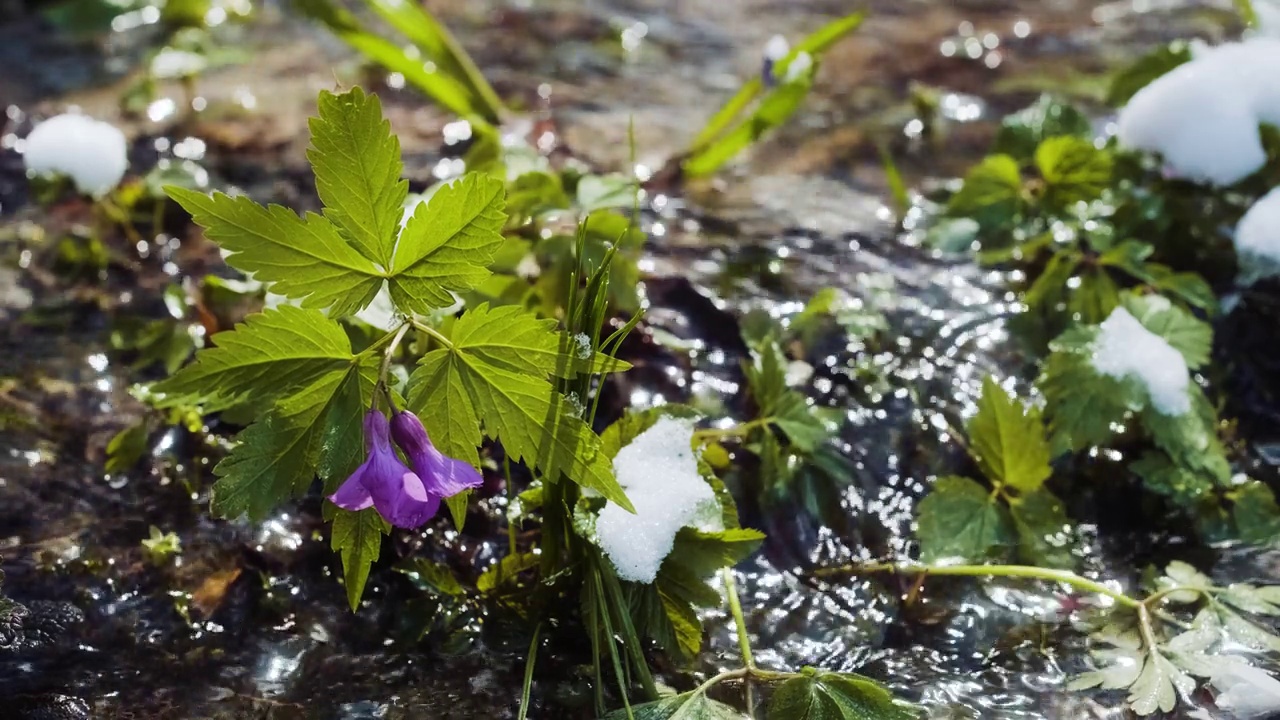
[1120,294,1212,369]
[307,87,408,268]
[1008,488,1075,568]
[477,552,540,593]
[916,476,1011,563]
[1107,42,1192,107]
[1024,250,1080,311]
[445,491,469,532]
[1144,265,1216,313]
[601,404,702,460]
[407,309,633,512]
[670,527,765,578]
[601,692,747,720]
[153,306,357,411]
[362,0,505,123]
[577,174,638,212]
[1068,268,1122,325]
[1230,481,1280,544]
[966,376,1052,493]
[446,303,630,379]
[394,557,466,596]
[993,95,1092,160]
[1127,652,1193,715]
[294,0,494,122]
[388,173,507,314]
[767,668,917,720]
[1131,451,1215,506]
[1035,135,1113,209]
[331,506,389,611]
[212,362,371,521]
[947,154,1023,231]
[106,420,150,474]
[166,187,382,317]
[684,80,811,177]
[743,339,831,452]
[1038,325,1140,451]
[923,217,980,253]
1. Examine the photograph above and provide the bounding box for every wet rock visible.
[13,694,91,720]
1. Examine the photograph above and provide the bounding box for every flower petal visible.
[329,464,374,511]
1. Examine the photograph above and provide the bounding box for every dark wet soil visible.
[1,1,1278,718]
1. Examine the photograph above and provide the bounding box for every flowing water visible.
[1,0,1278,718]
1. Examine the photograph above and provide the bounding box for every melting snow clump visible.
[1091,307,1191,416]
[595,416,718,583]
[23,113,128,197]
[1234,187,1280,285]
[1211,661,1280,719]
[1117,38,1280,185]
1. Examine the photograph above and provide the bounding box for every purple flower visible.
[390,410,483,498]
[329,410,440,528]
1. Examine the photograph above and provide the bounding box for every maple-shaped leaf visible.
[308,87,408,268]
[152,305,360,411]
[406,304,632,510]
[767,667,918,720]
[167,187,383,317]
[211,359,374,521]
[331,507,389,611]
[388,173,506,314]
[445,303,630,378]
[916,476,1012,563]
[967,375,1053,493]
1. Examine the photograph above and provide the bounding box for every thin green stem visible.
[378,322,412,386]
[98,198,144,245]
[411,319,453,349]
[815,561,1143,610]
[505,455,517,556]
[517,624,541,720]
[693,417,774,443]
[722,567,756,715]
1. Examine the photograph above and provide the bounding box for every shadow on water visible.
[0,0,1277,718]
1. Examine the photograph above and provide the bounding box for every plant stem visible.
[98,198,144,245]
[412,319,454,349]
[379,322,412,386]
[722,567,757,715]
[693,417,774,443]
[814,561,1143,610]
[505,455,518,556]
[517,624,541,720]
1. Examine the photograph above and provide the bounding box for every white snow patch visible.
[23,113,128,197]
[763,35,790,62]
[784,52,813,83]
[595,417,718,584]
[1117,38,1280,185]
[1212,661,1280,719]
[1234,187,1280,285]
[150,48,207,79]
[1091,307,1191,416]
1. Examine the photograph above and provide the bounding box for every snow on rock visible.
[1091,307,1192,416]
[23,113,128,197]
[1117,38,1280,185]
[1234,187,1280,285]
[595,416,718,584]
[1212,661,1280,719]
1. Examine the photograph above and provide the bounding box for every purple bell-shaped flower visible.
[390,410,483,498]
[329,410,440,528]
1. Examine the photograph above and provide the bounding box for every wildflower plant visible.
[153,87,634,608]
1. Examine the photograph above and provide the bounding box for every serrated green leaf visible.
[448,303,630,379]
[1127,652,1193,715]
[331,506,389,611]
[670,527,765,578]
[767,668,917,720]
[993,95,1092,160]
[388,173,507,314]
[1131,451,1215,506]
[308,87,408,268]
[212,363,369,521]
[167,187,382,317]
[1218,605,1280,652]
[394,557,465,596]
[924,217,981,252]
[477,552,540,593]
[317,359,377,494]
[407,314,632,511]
[916,476,1012,563]
[601,692,747,720]
[1024,250,1080,311]
[1038,325,1140,451]
[1230,480,1280,544]
[947,154,1023,231]
[1222,584,1280,616]
[152,306,357,411]
[106,420,150,474]
[445,491,469,532]
[1008,488,1074,569]
[967,376,1052,492]
[1036,136,1112,209]
[577,174,637,212]
[743,339,830,452]
[1120,294,1212,369]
